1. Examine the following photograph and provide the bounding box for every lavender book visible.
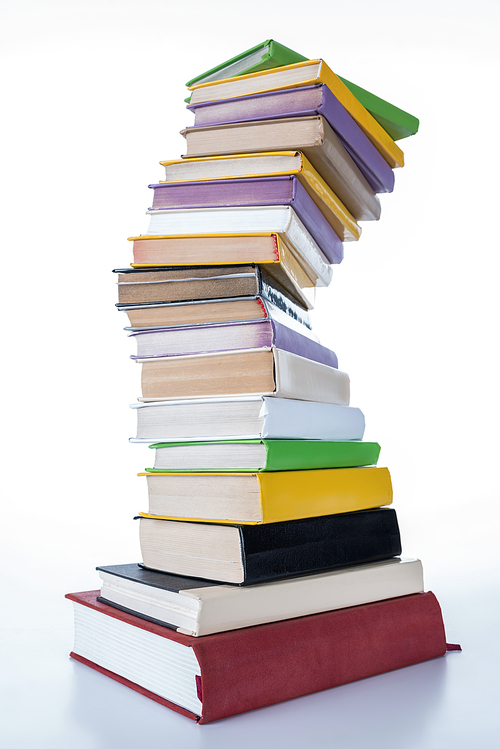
[187,84,394,194]
[129,318,338,368]
[149,175,343,264]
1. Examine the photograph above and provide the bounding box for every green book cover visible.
[145,439,381,472]
[186,40,308,88]
[338,76,419,140]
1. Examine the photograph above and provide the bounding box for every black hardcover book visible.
[138,508,402,585]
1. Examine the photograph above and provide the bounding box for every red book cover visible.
[66,590,447,724]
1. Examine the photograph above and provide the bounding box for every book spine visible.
[270,320,338,368]
[260,399,366,441]
[194,591,446,722]
[257,267,311,325]
[262,440,381,470]
[319,85,395,194]
[290,179,344,264]
[239,507,400,583]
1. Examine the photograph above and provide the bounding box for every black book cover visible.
[238,508,401,584]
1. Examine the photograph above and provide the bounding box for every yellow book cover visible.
[188,60,404,169]
[137,467,393,525]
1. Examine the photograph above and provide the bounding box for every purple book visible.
[148,176,343,265]
[187,85,394,194]
[129,319,338,369]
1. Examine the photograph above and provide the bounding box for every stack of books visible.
[66,41,454,724]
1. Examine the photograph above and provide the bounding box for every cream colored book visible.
[97,558,424,636]
[137,347,350,404]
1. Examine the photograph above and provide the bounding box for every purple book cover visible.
[129,319,338,368]
[187,85,394,194]
[148,175,343,265]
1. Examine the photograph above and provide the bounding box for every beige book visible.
[138,347,350,404]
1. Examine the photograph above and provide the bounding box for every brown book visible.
[138,347,350,403]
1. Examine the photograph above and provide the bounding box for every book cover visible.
[338,76,419,141]
[67,589,447,722]
[145,438,380,472]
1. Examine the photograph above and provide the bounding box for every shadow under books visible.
[68,653,449,745]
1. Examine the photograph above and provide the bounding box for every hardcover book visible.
[149,174,345,260]
[96,557,424,636]
[130,397,366,443]
[138,465,392,525]
[67,589,449,723]
[186,86,395,193]
[137,507,401,583]
[137,347,350,403]
[185,40,308,87]
[128,319,338,368]
[146,438,380,472]
[186,59,405,168]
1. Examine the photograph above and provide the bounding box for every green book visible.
[145,439,381,473]
[337,76,419,140]
[185,40,308,88]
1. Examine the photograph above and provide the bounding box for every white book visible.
[145,206,333,287]
[130,395,365,443]
[96,558,424,637]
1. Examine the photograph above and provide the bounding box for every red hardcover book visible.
[66,590,447,723]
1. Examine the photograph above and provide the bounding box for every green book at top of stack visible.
[145,439,381,473]
[185,39,308,88]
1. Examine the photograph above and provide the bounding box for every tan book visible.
[138,347,350,404]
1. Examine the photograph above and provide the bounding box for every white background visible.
[1,1,499,746]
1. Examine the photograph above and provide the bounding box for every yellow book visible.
[188,60,404,169]
[158,150,359,242]
[137,467,393,525]
[128,232,317,308]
